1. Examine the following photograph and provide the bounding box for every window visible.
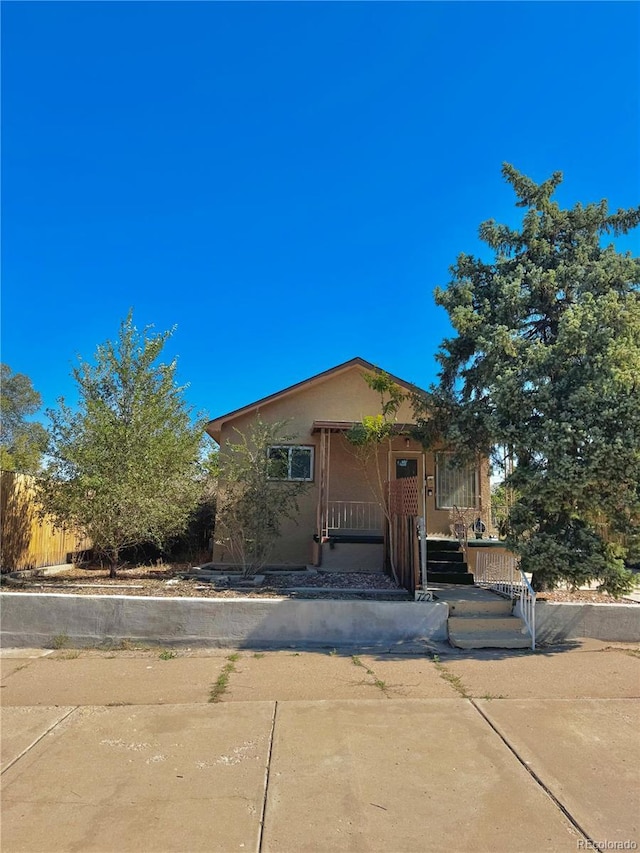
[436,453,477,509]
[268,445,314,481]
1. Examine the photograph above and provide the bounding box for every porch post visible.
[325,429,331,533]
[417,451,433,600]
[422,451,428,589]
[315,428,327,565]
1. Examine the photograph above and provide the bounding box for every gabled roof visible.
[205,357,424,443]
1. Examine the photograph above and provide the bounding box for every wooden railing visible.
[387,477,420,595]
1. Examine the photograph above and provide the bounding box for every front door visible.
[391,453,425,517]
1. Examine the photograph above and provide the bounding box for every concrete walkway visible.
[1,642,639,852]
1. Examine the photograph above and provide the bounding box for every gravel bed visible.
[1,565,407,600]
[266,571,400,590]
[3,565,636,603]
[537,589,640,605]
[2,583,410,601]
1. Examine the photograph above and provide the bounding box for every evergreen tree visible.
[416,165,640,592]
[38,313,204,577]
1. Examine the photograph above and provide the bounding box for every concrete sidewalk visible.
[1,642,639,852]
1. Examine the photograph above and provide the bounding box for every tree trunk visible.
[386,515,400,587]
[531,570,551,592]
[108,548,119,579]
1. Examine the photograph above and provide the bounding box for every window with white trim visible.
[268,445,314,481]
[435,453,478,509]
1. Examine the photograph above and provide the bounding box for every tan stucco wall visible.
[214,367,398,565]
[218,366,419,438]
[212,365,491,566]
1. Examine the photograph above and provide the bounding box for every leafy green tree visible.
[215,418,309,576]
[163,445,219,564]
[37,313,204,577]
[346,370,407,584]
[0,364,48,473]
[416,164,640,593]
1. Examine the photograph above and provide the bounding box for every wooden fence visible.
[0,470,91,571]
[387,477,420,595]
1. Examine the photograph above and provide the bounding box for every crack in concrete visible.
[1,706,79,775]
[349,655,391,697]
[0,658,41,682]
[431,655,471,698]
[469,698,594,846]
[258,701,277,853]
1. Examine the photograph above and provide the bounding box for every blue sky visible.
[2,1,638,430]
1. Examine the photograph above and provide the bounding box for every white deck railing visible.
[475,551,536,649]
[325,501,384,532]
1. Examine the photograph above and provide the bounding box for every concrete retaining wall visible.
[536,601,640,644]
[0,592,449,649]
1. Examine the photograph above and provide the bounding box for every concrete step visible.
[327,533,384,544]
[428,550,465,563]
[427,560,468,573]
[429,572,475,585]
[427,539,461,552]
[447,598,513,616]
[448,615,526,634]
[448,629,532,650]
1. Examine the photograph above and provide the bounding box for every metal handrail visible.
[475,552,536,649]
[516,570,536,651]
[325,501,384,533]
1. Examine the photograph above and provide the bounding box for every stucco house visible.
[206,357,491,572]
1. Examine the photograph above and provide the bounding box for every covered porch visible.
[311,422,431,572]
[310,420,492,585]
